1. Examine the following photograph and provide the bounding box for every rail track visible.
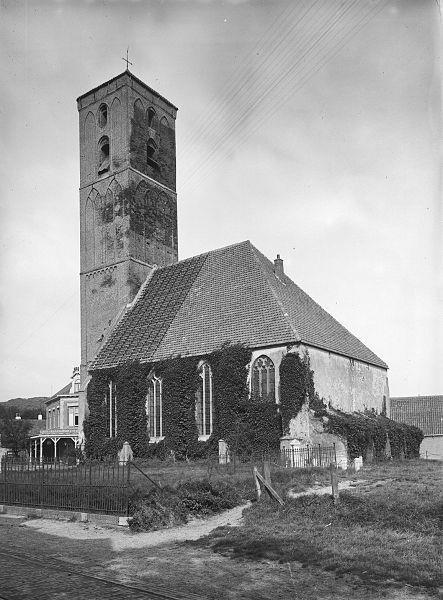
[0,549,206,600]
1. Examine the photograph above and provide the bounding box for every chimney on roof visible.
[274,254,284,277]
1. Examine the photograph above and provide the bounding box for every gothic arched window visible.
[147,107,157,128]
[98,103,108,128]
[195,362,213,438]
[146,375,163,439]
[147,138,158,168]
[251,355,275,402]
[98,136,110,175]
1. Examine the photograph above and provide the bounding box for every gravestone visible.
[118,441,133,465]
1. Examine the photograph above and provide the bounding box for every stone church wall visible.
[301,345,389,413]
[248,344,388,414]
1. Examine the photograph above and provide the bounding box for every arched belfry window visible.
[146,375,163,439]
[195,362,213,438]
[98,103,108,128]
[251,355,275,402]
[147,107,157,129]
[147,138,158,168]
[98,136,110,175]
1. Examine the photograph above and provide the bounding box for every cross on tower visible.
[122,47,133,71]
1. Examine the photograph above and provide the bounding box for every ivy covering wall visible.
[279,351,326,433]
[85,344,283,460]
[159,357,200,459]
[210,344,281,456]
[85,345,423,463]
[325,410,423,460]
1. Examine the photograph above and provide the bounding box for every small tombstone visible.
[219,439,230,464]
[354,456,363,472]
[330,463,339,504]
[118,441,133,465]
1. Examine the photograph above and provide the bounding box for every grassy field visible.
[130,455,348,496]
[190,459,441,593]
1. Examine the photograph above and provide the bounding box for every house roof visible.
[390,396,443,436]
[49,383,72,400]
[91,240,388,371]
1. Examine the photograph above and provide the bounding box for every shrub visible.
[325,411,424,460]
[129,479,243,532]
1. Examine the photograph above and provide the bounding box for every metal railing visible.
[0,459,131,515]
[279,445,336,468]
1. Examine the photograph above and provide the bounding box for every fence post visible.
[263,459,271,487]
[253,467,261,501]
[126,461,131,517]
[330,463,339,504]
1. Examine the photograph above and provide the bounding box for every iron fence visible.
[0,445,336,516]
[279,444,336,468]
[0,459,130,515]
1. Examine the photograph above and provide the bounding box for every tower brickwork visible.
[77,71,178,429]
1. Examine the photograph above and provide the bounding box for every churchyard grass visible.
[189,459,441,592]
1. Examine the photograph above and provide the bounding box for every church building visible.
[77,69,389,450]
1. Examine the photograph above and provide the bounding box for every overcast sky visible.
[0,0,441,402]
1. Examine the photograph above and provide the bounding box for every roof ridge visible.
[250,244,387,369]
[157,240,251,273]
[249,244,301,341]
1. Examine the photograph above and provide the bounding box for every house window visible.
[106,380,117,437]
[195,362,213,438]
[146,375,163,439]
[251,355,275,402]
[68,406,79,427]
[98,136,110,175]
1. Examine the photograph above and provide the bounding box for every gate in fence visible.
[0,459,130,515]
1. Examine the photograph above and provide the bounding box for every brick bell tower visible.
[77,69,178,433]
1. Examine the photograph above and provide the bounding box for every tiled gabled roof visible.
[91,240,387,371]
[50,383,72,399]
[390,396,443,436]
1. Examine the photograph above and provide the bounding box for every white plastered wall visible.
[248,344,389,413]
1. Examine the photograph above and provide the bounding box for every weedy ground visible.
[186,459,441,594]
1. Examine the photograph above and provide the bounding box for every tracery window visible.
[195,362,213,438]
[106,380,117,438]
[251,355,275,402]
[146,375,163,439]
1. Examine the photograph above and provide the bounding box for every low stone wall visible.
[0,504,129,526]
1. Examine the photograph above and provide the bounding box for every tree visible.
[0,418,32,455]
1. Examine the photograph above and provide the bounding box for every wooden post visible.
[263,460,271,487]
[253,467,261,501]
[330,463,339,504]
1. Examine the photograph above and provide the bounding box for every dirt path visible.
[21,477,393,551]
[23,502,251,551]
[288,478,363,498]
